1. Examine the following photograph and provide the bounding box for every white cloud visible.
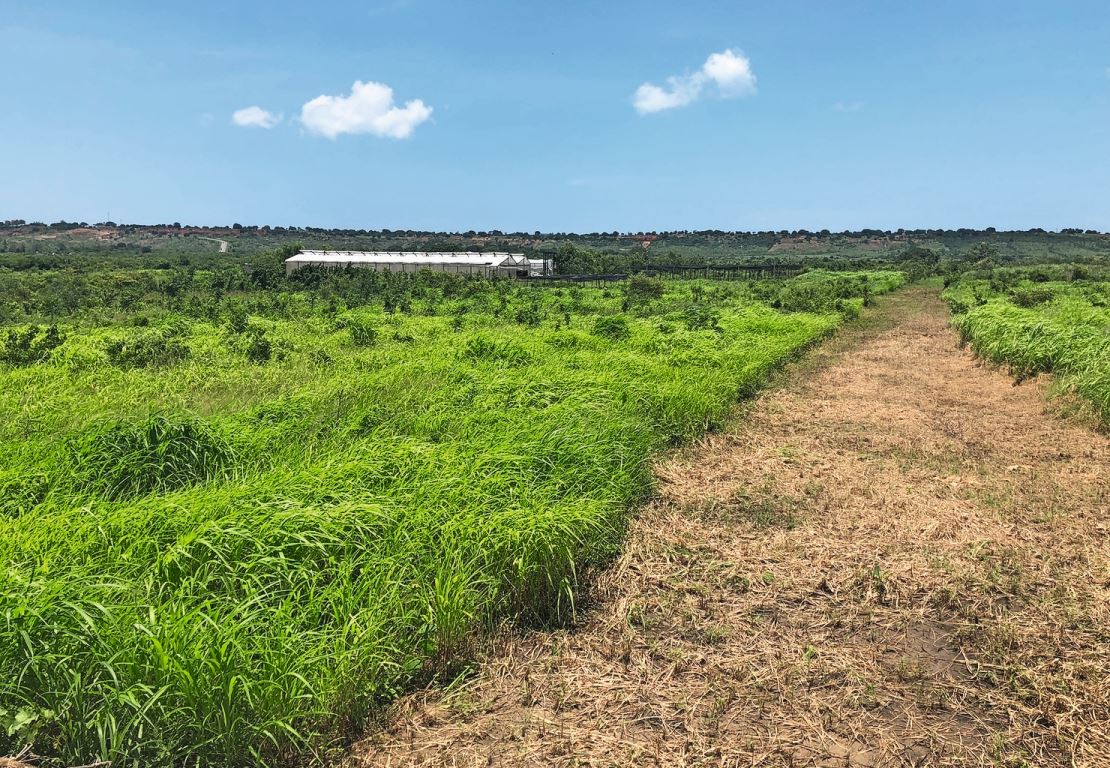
[300,80,432,139]
[633,76,703,113]
[232,105,281,129]
[702,49,757,96]
[633,48,756,114]
[833,100,864,113]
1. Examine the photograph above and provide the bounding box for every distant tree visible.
[965,242,1000,271]
[901,245,939,264]
[249,243,301,289]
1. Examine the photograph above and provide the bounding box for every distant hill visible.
[1,221,1108,270]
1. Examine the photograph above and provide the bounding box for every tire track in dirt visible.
[349,286,1110,768]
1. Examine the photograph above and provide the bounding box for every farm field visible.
[9,3,1110,765]
[350,285,1110,768]
[0,265,903,765]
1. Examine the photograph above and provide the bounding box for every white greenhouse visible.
[284,250,532,278]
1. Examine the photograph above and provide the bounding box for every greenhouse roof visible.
[285,250,529,267]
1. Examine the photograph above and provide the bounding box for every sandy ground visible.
[349,286,1110,768]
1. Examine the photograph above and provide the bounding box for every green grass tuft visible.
[67,414,235,501]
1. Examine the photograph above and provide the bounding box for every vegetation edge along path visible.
[351,285,1110,767]
[0,271,902,765]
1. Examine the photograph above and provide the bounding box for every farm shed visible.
[284,250,531,278]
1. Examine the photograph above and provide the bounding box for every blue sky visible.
[3,1,1109,232]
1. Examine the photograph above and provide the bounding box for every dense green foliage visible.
[942,266,1110,424]
[0,262,905,765]
[764,269,905,315]
[0,324,64,366]
[3,220,1108,269]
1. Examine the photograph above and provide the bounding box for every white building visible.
[284,250,532,278]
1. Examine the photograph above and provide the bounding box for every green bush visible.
[775,270,905,313]
[624,275,665,306]
[224,303,249,334]
[245,327,273,363]
[460,335,533,366]
[348,319,380,347]
[1009,286,1055,307]
[104,328,190,368]
[591,315,631,340]
[66,415,233,501]
[0,325,64,366]
[682,304,721,332]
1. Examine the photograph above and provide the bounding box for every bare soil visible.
[349,286,1110,768]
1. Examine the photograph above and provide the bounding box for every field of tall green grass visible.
[942,266,1110,425]
[0,268,904,765]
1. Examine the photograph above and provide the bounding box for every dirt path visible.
[350,287,1110,767]
[194,236,229,253]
